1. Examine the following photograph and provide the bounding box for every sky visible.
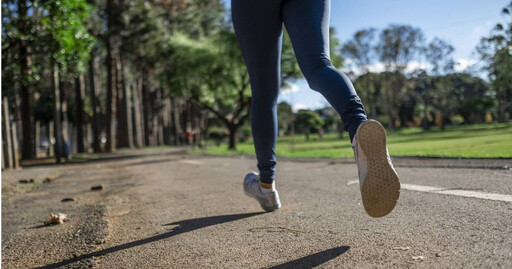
[223,0,509,111]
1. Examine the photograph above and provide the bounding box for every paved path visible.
[2,148,512,268]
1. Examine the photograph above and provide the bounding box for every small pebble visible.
[91,185,104,191]
[43,177,56,183]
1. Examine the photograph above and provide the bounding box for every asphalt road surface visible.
[2,148,511,268]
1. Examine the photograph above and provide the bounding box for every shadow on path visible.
[268,246,350,269]
[35,212,263,269]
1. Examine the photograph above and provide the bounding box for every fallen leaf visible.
[46,213,68,224]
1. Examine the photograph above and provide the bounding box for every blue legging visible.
[232,0,367,184]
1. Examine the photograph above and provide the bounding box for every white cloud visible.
[281,83,300,94]
[342,61,430,76]
[292,103,308,112]
[405,61,431,73]
[455,58,477,72]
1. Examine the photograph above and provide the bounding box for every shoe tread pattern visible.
[357,121,400,218]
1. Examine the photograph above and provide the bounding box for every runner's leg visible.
[282,0,367,141]
[232,0,283,184]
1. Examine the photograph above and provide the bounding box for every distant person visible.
[232,0,400,217]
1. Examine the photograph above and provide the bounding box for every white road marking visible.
[434,189,512,202]
[178,160,203,165]
[347,180,358,186]
[346,181,512,202]
[400,183,444,192]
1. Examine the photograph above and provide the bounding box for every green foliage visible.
[294,109,324,139]
[341,28,377,73]
[166,29,247,108]
[329,27,344,68]
[277,101,294,134]
[425,37,455,75]
[476,1,512,122]
[41,0,95,73]
[444,73,494,123]
[377,24,425,72]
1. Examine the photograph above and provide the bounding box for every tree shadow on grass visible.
[267,246,350,269]
[35,212,263,269]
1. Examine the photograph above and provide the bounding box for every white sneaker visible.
[352,120,400,218]
[243,172,281,212]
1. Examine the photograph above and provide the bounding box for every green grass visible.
[193,123,512,158]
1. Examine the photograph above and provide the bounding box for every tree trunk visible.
[35,121,41,157]
[49,121,54,157]
[86,123,92,152]
[59,73,71,159]
[181,100,188,136]
[171,97,181,145]
[11,124,20,168]
[106,40,117,152]
[197,111,207,148]
[423,96,429,131]
[89,49,102,153]
[116,54,133,148]
[142,71,153,146]
[75,75,86,153]
[132,76,144,147]
[122,62,134,148]
[19,0,34,160]
[161,88,171,145]
[52,65,62,163]
[2,98,13,168]
[155,86,163,145]
[116,56,127,148]
[228,124,239,150]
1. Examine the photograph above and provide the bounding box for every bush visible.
[450,115,465,125]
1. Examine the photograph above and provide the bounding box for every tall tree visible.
[476,1,512,122]
[342,28,377,75]
[42,0,95,160]
[277,101,293,136]
[376,24,425,129]
[342,29,381,118]
[75,75,86,152]
[15,0,35,160]
[105,0,122,152]
[88,47,102,152]
[421,37,455,129]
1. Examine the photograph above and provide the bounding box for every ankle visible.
[260,182,276,192]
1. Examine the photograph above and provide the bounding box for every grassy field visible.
[193,123,512,158]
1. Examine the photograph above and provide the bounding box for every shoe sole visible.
[356,120,400,218]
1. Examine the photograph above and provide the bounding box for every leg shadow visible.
[268,246,350,269]
[36,212,263,269]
